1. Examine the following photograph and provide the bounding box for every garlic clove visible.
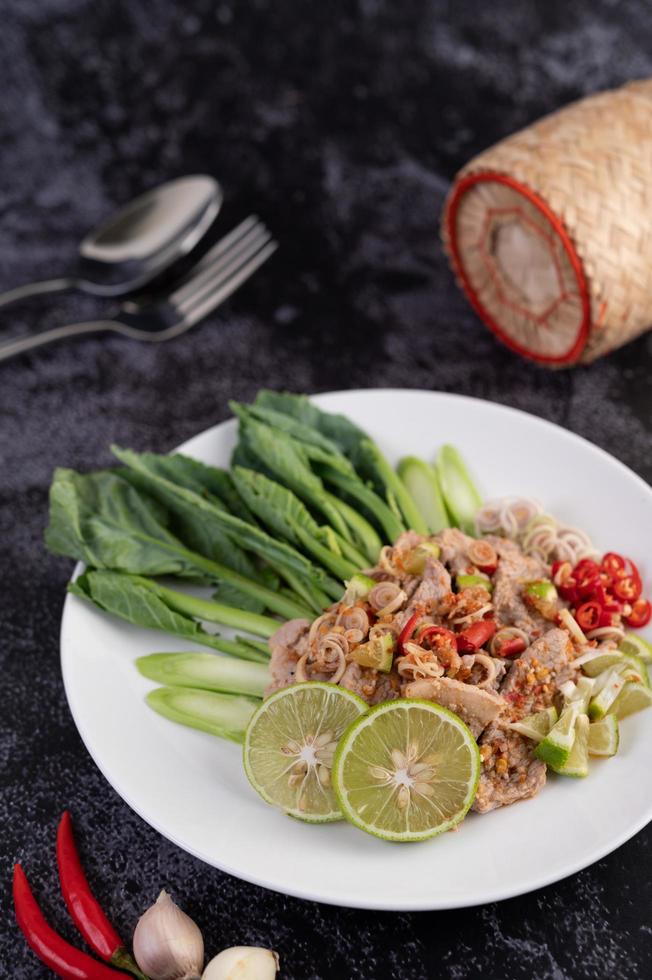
[133,889,204,980]
[201,946,279,980]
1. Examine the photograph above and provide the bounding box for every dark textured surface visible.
[2,1,652,977]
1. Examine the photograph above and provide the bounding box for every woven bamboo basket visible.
[442,78,652,366]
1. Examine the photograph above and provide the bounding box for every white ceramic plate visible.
[61,390,652,910]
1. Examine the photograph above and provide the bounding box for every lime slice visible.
[556,714,590,778]
[243,683,367,822]
[588,670,627,720]
[579,650,649,685]
[332,700,480,842]
[508,706,558,742]
[619,633,652,664]
[588,716,619,757]
[534,705,578,769]
[610,681,652,720]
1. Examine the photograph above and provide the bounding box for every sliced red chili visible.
[574,600,602,632]
[456,619,497,653]
[574,568,600,599]
[624,598,652,628]
[593,583,622,612]
[495,637,527,658]
[57,812,146,978]
[13,864,131,980]
[601,552,626,577]
[416,625,457,647]
[558,578,579,603]
[398,612,422,654]
[612,575,642,603]
[551,559,572,582]
[573,558,601,578]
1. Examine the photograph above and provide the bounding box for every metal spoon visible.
[0,174,222,309]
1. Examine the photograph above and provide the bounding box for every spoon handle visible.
[0,277,76,309]
[0,320,115,362]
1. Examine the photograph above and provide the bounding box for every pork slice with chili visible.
[264,618,311,695]
[402,676,504,738]
[399,557,453,626]
[486,535,550,640]
[473,628,576,813]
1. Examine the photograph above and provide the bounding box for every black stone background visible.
[2,1,652,977]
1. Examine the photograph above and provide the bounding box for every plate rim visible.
[60,388,652,910]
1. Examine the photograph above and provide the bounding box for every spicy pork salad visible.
[46,390,652,842]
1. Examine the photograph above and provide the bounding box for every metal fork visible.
[0,216,277,363]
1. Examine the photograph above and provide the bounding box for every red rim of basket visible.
[445,171,591,366]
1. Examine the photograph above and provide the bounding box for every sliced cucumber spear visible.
[396,456,450,535]
[137,653,269,698]
[434,445,482,534]
[146,686,260,742]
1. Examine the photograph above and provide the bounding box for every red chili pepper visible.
[613,574,642,603]
[57,812,146,977]
[558,578,579,603]
[495,637,527,658]
[416,625,457,647]
[573,558,601,578]
[592,583,622,613]
[624,598,652,628]
[574,567,600,599]
[398,612,422,654]
[13,864,132,980]
[574,600,602,632]
[456,619,497,653]
[601,552,626,577]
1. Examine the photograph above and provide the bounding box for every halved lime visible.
[508,706,558,742]
[332,700,480,842]
[588,716,619,757]
[619,633,652,664]
[534,705,578,769]
[243,683,367,822]
[556,714,590,778]
[610,681,652,720]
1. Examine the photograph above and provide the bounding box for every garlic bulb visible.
[133,890,204,980]
[202,946,279,980]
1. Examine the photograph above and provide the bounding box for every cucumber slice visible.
[146,686,260,742]
[396,456,450,534]
[434,445,482,534]
[137,652,269,698]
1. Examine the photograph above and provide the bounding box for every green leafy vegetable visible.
[111,446,339,594]
[46,468,311,621]
[70,569,270,661]
[357,439,428,534]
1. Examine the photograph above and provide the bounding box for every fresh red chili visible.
[456,619,497,653]
[558,579,579,603]
[398,612,422,654]
[57,812,146,977]
[494,637,527,658]
[612,574,642,603]
[601,552,626,577]
[574,601,602,632]
[624,598,652,628]
[416,625,457,647]
[574,567,600,599]
[13,864,131,980]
